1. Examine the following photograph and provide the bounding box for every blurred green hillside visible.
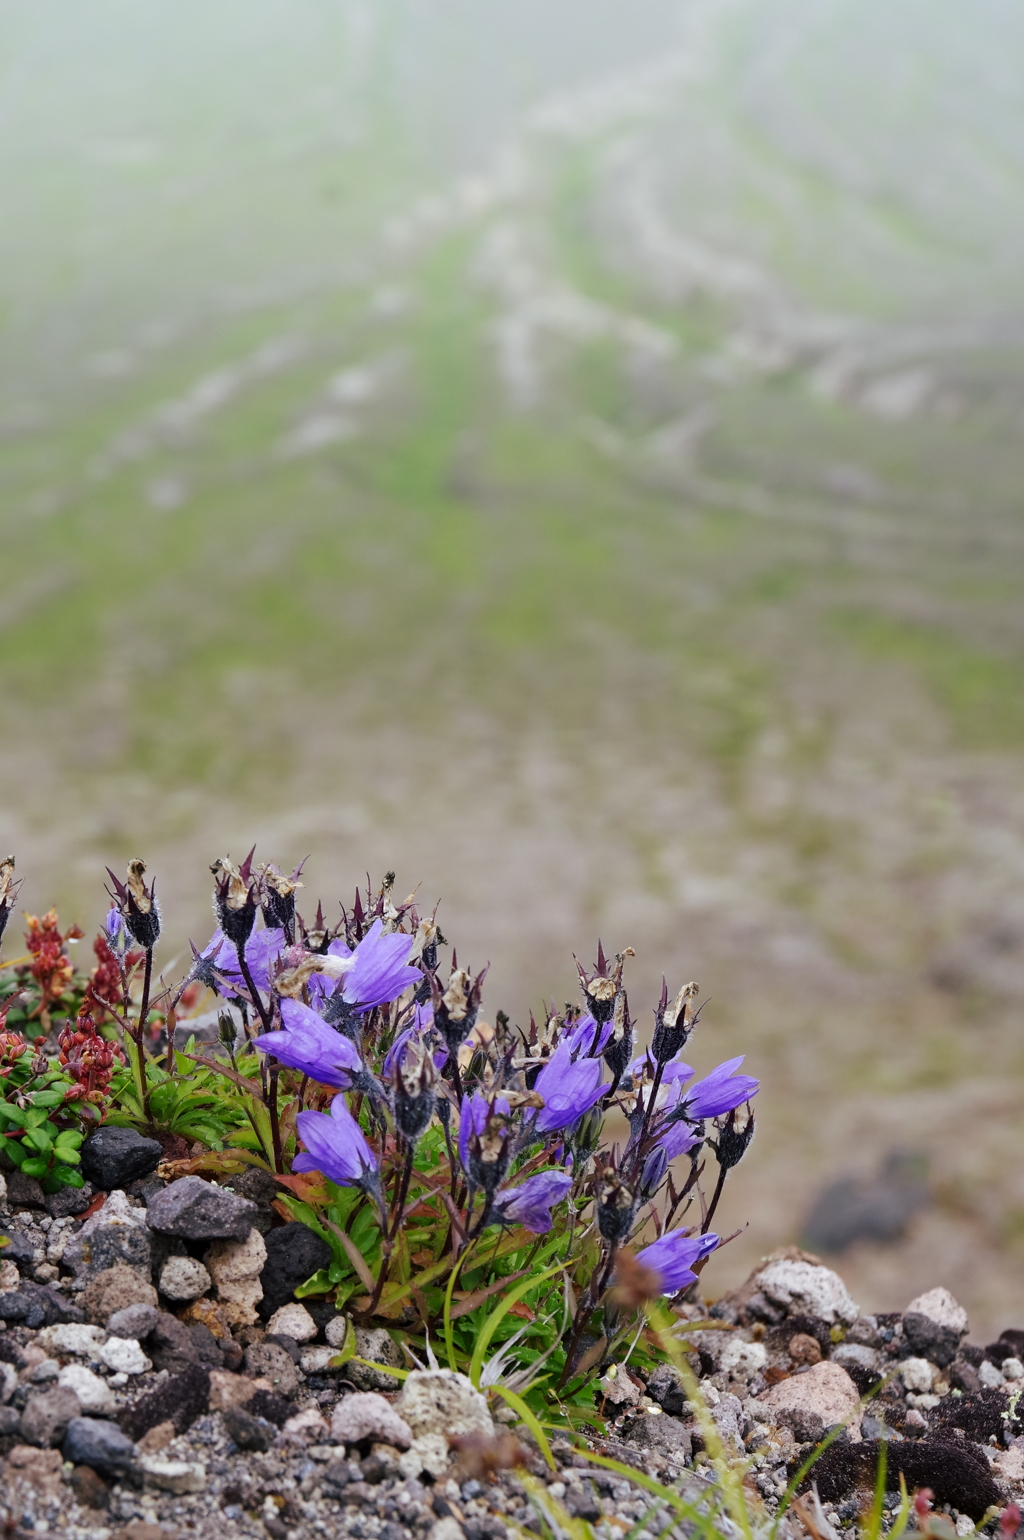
[2,0,1024,1329]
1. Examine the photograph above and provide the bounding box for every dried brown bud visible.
[609,1248,663,1308]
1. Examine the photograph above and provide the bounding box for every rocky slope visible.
[0,1142,1019,1540]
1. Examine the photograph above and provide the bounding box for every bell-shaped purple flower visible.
[563,1014,612,1058]
[294,1094,379,1193]
[256,998,363,1088]
[382,1005,449,1081]
[493,1170,573,1233]
[315,920,421,1015]
[660,1119,703,1162]
[210,927,285,994]
[635,1229,720,1295]
[681,1056,758,1119]
[458,1092,511,1173]
[534,1042,605,1133]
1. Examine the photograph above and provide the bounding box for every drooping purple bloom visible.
[458,1092,511,1173]
[660,1119,703,1162]
[563,1014,612,1058]
[256,998,363,1088]
[629,1050,693,1086]
[534,1042,606,1133]
[635,1229,720,1295]
[211,927,285,994]
[314,920,421,1014]
[494,1170,573,1233]
[382,1005,449,1081]
[104,906,128,958]
[681,1057,759,1119]
[294,1094,379,1192]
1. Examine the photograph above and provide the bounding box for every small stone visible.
[300,1345,340,1374]
[139,1453,206,1492]
[331,1391,413,1449]
[205,1229,267,1325]
[38,1322,107,1357]
[789,1333,823,1365]
[70,1461,111,1510]
[137,1420,175,1454]
[6,1443,64,1494]
[100,1336,151,1375]
[29,1358,59,1383]
[979,1360,1005,1389]
[223,1404,273,1452]
[258,1221,332,1318]
[7,1173,46,1208]
[647,1363,688,1415]
[325,1315,351,1347]
[719,1338,768,1378]
[430,1520,466,1540]
[778,1406,826,1444]
[345,1325,404,1391]
[21,1385,82,1446]
[755,1259,858,1325]
[63,1191,152,1283]
[58,1364,116,1415]
[598,1364,642,1407]
[906,1288,969,1335]
[45,1184,95,1220]
[399,1431,450,1480]
[80,1128,162,1192]
[119,1364,211,1441]
[624,1410,693,1460]
[81,1263,159,1326]
[901,1357,936,1394]
[0,1259,18,1292]
[265,1302,317,1341]
[147,1310,198,1370]
[146,1176,256,1241]
[107,1302,159,1339]
[395,1370,494,1443]
[1003,1357,1024,1381]
[207,1369,272,1413]
[179,1295,233,1338]
[757,1361,860,1432]
[243,1339,299,1396]
[0,1281,83,1328]
[158,1255,211,1302]
[280,1406,330,1442]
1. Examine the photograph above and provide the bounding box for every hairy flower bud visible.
[595,1168,636,1245]
[0,856,20,949]
[432,964,486,1055]
[651,980,699,1065]
[105,859,161,951]
[211,850,258,946]
[466,1103,513,1196]
[259,862,303,939]
[393,1037,437,1144]
[711,1107,755,1171]
[602,992,634,1088]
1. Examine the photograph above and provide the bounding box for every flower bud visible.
[393,1037,437,1144]
[595,1168,636,1245]
[211,851,258,947]
[218,1010,238,1047]
[467,1107,513,1196]
[105,859,161,951]
[259,862,303,937]
[711,1108,755,1171]
[0,857,20,949]
[651,980,698,1065]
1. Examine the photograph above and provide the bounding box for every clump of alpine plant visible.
[0,857,760,1401]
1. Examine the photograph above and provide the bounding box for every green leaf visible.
[31,1090,66,1109]
[50,1165,85,1188]
[23,1127,53,1155]
[20,1157,50,1178]
[294,1269,334,1298]
[0,1105,27,1129]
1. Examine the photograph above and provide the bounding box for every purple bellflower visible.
[680,1056,759,1119]
[458,1092,511,1173]
[563,1014,612,1058]
[315,920,422,1015]
[382,1005,449,1081]
[256,998,363,1088]
[294,1094,380,1194]
[210,927,285,994]
[534,1042,606,1133]
[635,1229,720,1296]
[493,1170,573,1233]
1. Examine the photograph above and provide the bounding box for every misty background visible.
[2,0,1024,1333]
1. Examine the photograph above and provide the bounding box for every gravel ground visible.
[0,1158,1021,1540]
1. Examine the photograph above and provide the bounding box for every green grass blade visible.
[444,1245,471,1371]
[468,1260,565,1389]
